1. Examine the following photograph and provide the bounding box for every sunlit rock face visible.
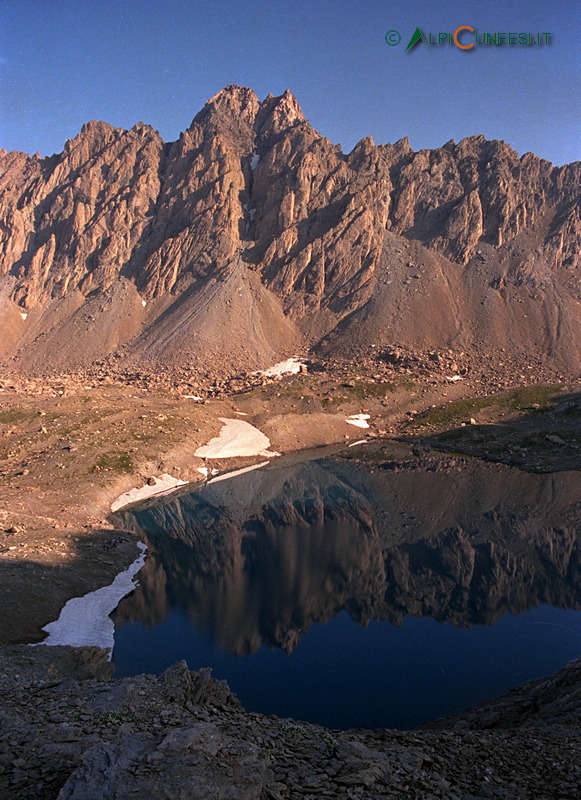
[114,459,580,655]
[1,86,579,373]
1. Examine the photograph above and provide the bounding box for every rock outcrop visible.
[0,644,579,799]
[0,86,579,374]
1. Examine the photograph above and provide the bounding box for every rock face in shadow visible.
[1,643,579,800]
[57,725,269,800]
[115,459,580,655]
[1,86,579,373]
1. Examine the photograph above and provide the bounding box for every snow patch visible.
[446,375,463,382]
[250,152,260,171]
[197,466,218,478]
[111,474,186,512]
[256,358,305,378]
[20,312,27,321]
[348,439,368,447]
[195,418,279,459]
[208,461,270,485]
[345,414,370,429]
[31,542,147,657]
[141,300,147,307]
[182,395,203,401]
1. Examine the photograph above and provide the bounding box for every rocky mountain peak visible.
[192,85,261,132]
[66,120,120,151]
[59,120,128,170]
[351,135,375,152]
[129,121,159,139]
[0,86,578,376]
[255,88,307,136]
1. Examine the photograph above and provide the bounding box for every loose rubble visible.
[0,646,578,800]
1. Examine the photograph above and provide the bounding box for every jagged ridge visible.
[0,86,579,374]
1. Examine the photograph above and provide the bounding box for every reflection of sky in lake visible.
[112,457,581,729]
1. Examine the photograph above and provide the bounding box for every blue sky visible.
[0,0,579,164]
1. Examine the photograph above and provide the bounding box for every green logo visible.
[405,27,425,51]
[386,26,552,51]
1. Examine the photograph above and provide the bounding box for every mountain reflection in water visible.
[112,458,581,728]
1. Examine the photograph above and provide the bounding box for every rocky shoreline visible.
[2,367,574,645]
[0,644,579,800]
[0,373,579,798]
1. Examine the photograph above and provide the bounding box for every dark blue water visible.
[114,604,580,730]
[112,458,581,729]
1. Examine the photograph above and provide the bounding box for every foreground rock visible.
[0,645,578,799]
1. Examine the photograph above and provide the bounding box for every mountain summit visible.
[0,87,579,375]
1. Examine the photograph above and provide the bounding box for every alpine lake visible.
[111,447,581,730]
